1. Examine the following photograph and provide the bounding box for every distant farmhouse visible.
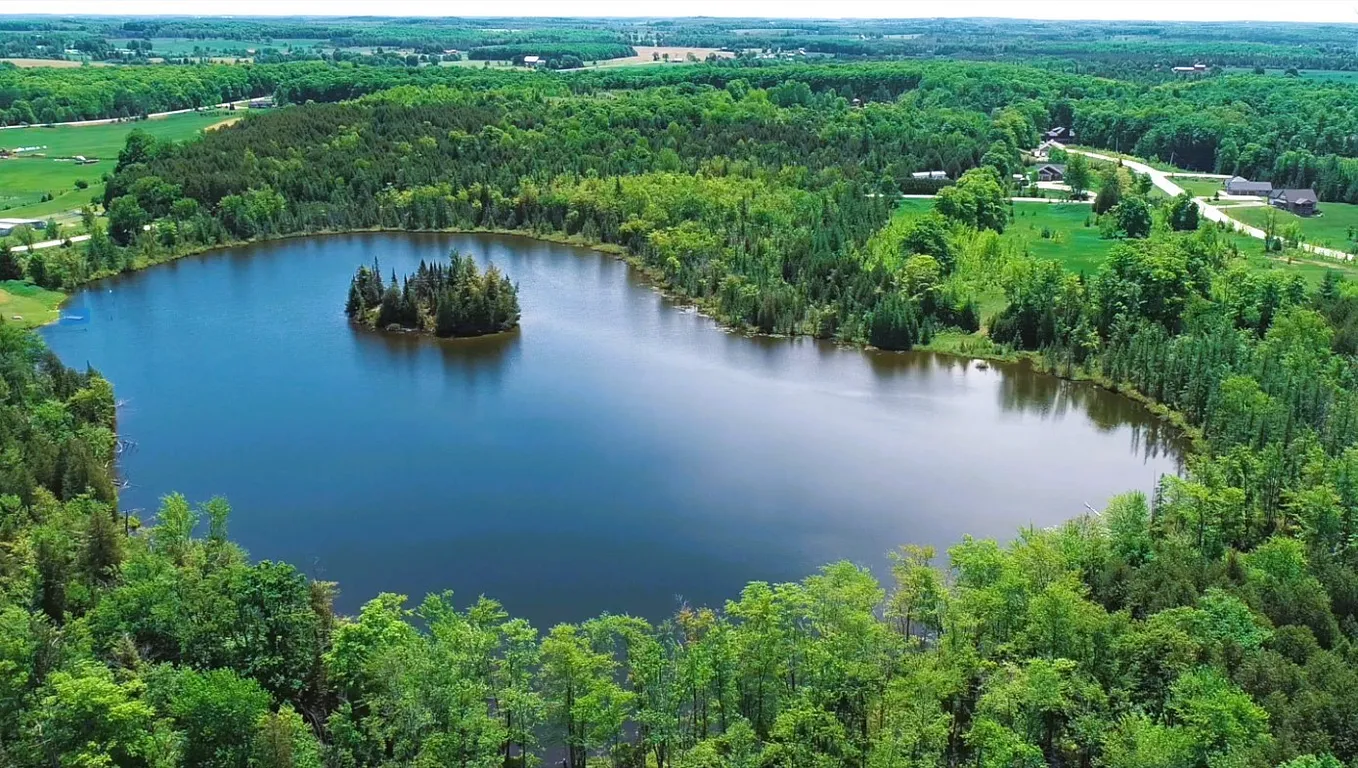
[0,218,44,237]
[1037,164,1065,182]
[1270,188,1319,216]
[522,55,544,67]
[1225,177,1272,196]
[1172,63,1210,76]
[248,96,275,109]
[1044,126,1075,142]
[1031,139,1062,160]
[911,170,949,180]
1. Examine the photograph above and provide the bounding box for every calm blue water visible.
[43,233,1182,625]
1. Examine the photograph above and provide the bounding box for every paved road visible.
[10,234,91,253]
[0,100,251,132]
[1058,144,1353,261]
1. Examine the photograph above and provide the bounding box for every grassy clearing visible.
[0,280,64,328]
[1176,178,1224,198]
[1231,202,1358,253]
[0,110,231,218]
[896,197,1357,287]
[585,46,736,68]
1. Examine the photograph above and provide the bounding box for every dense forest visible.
[346,253,521,337]
[10,28,1358,768]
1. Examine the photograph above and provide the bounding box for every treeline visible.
[467,42,636,64]
[346,253,520,337]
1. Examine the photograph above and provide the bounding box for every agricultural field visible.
[586,46,735,67]
[0,58,89,68]
[0,109,235,218]
[1231,201,1358,253]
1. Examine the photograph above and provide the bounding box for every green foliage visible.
[347,252,520,338]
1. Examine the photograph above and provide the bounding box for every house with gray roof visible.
[1270,188,1318,216]
[1225,176,1273,196]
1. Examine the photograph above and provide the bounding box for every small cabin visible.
[1044,126,1075,142]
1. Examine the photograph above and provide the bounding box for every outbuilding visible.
[1225,176,1272,196]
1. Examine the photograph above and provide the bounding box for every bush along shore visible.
[345,251,520,337]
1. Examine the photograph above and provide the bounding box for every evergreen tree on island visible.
[345,252,520,337]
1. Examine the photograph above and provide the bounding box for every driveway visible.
[1057,143,1352,261]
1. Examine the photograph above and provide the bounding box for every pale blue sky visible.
[5,0,1358,22]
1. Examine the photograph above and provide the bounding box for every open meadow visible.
[0,109,234,218]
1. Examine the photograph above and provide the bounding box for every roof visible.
[1037,163,1066,174]
[1272,188,1318,204]
[1227,180,1272,193]
[911,170,948,179]
[523,55,542,63]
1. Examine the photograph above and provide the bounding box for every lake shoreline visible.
[44,224,1201,454]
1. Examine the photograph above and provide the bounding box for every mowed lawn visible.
[0,281,64,328]
[0,110,232,218]
[1176,178,1225,198]
[896,197,1358,286]
[1231,201,1358,253]
[896,199,1107,273]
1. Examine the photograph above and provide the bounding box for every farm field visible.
[1231,201,1358,253]
[586,46,735,67]
[0,58,91,68]
[0,110,235,218]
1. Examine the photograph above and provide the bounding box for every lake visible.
[42,232,1184,626]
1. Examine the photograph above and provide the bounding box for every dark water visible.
[42,233,1184,626]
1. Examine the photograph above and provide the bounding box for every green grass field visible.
[0,280,64,328]
[0,110,233,218]
[1176,178,1225,198]
[1231,202,1358,253]
[896,198,1358,286]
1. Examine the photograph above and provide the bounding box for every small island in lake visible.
[345,252,521,337]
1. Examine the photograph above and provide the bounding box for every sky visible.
[7,0,1358,23]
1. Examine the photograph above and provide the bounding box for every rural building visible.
[911,170,949,179]
[0,218,44,237]
[1037,164,1066,182]
[1031,139,1063,160]
[1044,126,1075,142]
[522,55,544,67]
[1172,63,1210,75]
[1225,176,1272,196]
[248,96,275,109]
[1270,188,1319,216]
